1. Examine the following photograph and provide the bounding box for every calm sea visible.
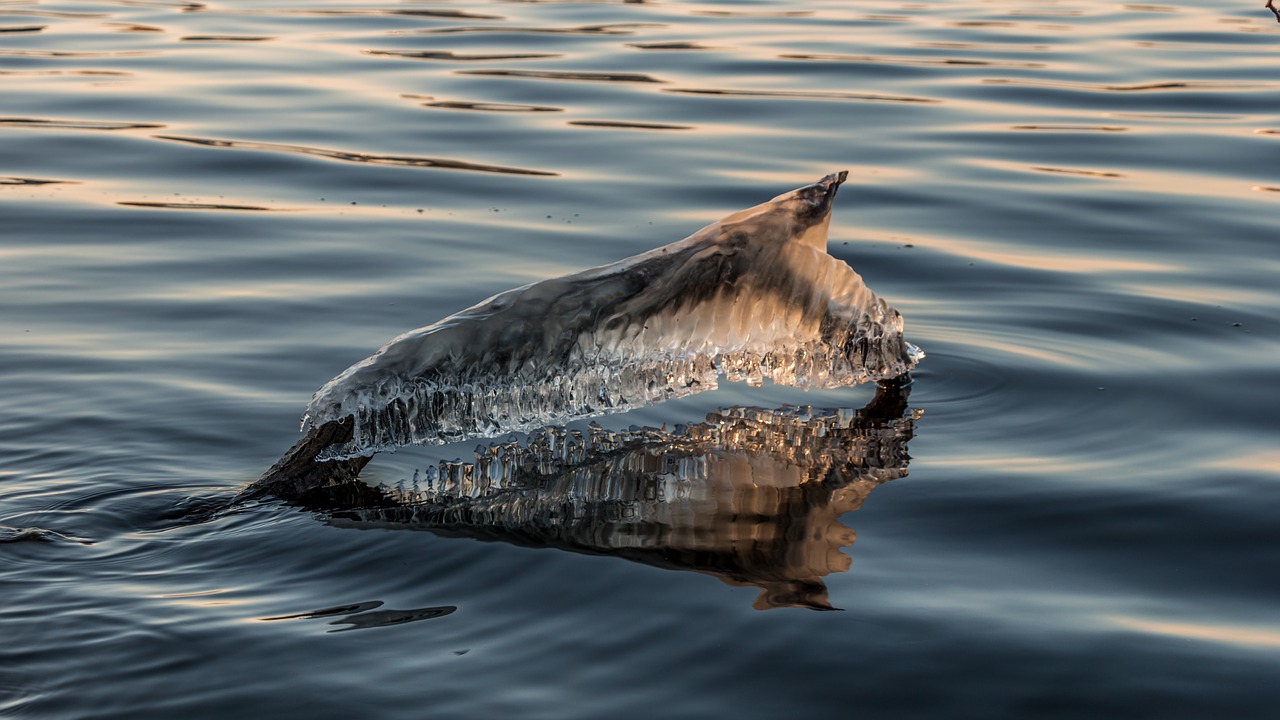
[3,1,1279,718]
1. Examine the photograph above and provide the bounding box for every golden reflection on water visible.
[1207,450,1280,476]
[1110,616,1280,651]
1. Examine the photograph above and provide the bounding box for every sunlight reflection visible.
[1110,616,1280,651]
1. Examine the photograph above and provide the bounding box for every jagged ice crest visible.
[304,172,923,460]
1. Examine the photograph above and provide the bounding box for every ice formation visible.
[304,171,921,460]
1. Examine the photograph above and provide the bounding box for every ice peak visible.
[303,172,922,460]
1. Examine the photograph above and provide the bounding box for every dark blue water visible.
[3,1,1279,718]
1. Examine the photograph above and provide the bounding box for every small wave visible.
[261,601,384,621]
[365,50,561,61]
[1013,125,1129,132]
[1006,8,1085,16]
[109,23,165,33]
[417,99,563,113]
[153,134,558,177]
[117,201,281,211]
[983,78,1276,93]
[0,117,163,131]
[107,0,206,9]
[627,41,718,50]
[780,52,1046,69]
[180,35,274,42]
[0,70,132,76]
[259,600,456,633]
[1123,4,1179,12]
[326,606,456,632]
[948,20,1018,28]
[915,41,1050,51]
[0,9,108,19]
[229,7,501,19]
[0,526,93,545]
[1032,166,1124,178]
[568,120,692,130]
[409,23,663,36]
[665,87,938,104]
[306,9,500,19]
[458,69,666,83]
[691,9,813,16]
[0,176,78,185]
[0,49,151,58]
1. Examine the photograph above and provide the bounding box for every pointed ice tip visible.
[789,171,848,227]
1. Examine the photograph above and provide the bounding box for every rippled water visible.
[3,1,1279,718]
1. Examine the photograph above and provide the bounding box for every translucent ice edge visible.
[314,338,921,461]
[304,172,923,460]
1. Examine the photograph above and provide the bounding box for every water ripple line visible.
[0,49,152,58]
[1012,124,1129,132]
[0,176,78,185]
[0,9,109,19]
[780,52,1046,68]
[364,49,561,61]
[418,99,563,113]
[0,70,132,76]
[457,69,667,83]
[665,87,939,104]
[407,22,664,36]
[1032,166,1124,178]
[204,7,501,19]
[983,78,1279,93]
[152,134,559,177]
[0,117,163,131]
[568,120,692,130]
[179,35,273,42]
[627,41,718,50]
[116,201,281,211]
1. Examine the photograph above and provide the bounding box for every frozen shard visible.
[299,171,922,463]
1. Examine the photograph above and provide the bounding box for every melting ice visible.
[304,171,922,460]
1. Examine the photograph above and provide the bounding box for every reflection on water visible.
[264,380,918,611]
[262,601,458,634]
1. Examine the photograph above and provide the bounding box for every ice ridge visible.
[304,171,922,460]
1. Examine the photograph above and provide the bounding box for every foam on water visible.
[303,172,922,460]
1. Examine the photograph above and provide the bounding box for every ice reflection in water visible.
[267,380,918,612]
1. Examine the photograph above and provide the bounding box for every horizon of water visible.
[3,1,1279,718]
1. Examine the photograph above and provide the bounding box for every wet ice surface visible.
[3,0,1280,719]
[305,172,920,458]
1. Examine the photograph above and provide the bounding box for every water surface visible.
[3,1,1279,718]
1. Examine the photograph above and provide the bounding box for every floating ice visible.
[304,171,921,460]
